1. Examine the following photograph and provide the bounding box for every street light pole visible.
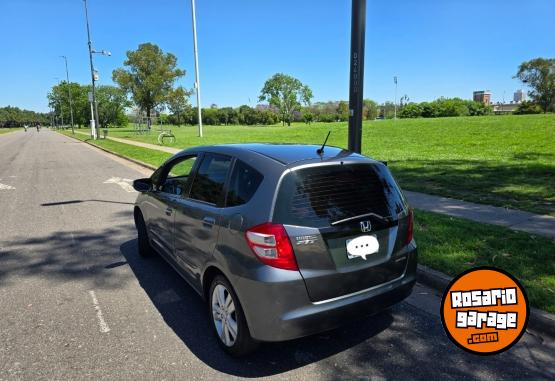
[60,55,75,134]
[54,77,63,129]
[190,0,203,137]
[83,0,100,139]
[50,106,55,129]
[394,76,398,120]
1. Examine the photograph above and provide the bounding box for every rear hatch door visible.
[273,162,411,302]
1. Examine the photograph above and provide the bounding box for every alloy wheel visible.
[211,284,238,347]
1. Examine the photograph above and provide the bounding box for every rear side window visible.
[273,163,407,227]
[226,160,263,207]
[189,154,232,204]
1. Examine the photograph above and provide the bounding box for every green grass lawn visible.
[415,209,555,313]
[103,114,555,216]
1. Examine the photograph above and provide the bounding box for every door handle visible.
[202,216,216,227]
[165,207,173,216]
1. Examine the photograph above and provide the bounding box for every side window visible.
[168,157,196,179]
[226,160,263,207]
[160,156,197,196]
[189,154,232,204]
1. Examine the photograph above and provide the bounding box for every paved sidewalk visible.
[71,130,555,239]
[74,129,180,154]
[406,191,555,239]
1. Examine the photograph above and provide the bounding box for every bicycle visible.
[158,129,175,145]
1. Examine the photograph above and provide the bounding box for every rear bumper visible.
[232,248,417,342]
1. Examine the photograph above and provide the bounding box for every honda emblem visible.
[360,220,372,232]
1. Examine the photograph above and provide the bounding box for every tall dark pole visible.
[83,0,100,139]
[348,0,366,153]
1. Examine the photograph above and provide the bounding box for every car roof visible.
[173,143,379,171]
[212,143,368,165]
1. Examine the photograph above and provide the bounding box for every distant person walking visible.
[36,123,40,132]
[23,124,28,132]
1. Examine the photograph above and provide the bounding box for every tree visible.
[48,82,90,126]
[112,43,185,124]
[396,98,491,119]
[514,58,555,112]
[48,83,128,127]
[166,86,192,125]
[399,103,422,118]
[363,99,378,120]
[203,108,219,125]
[303,110,314,125]
[380,102,396,119]
[336,101,349,121]
[514,101,542,114]
[95,85,131,127]
[0,106,49,127]
[259,73,313,126]
[399,95,410,109]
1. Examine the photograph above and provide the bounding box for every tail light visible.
[245,223,298,271]
[406,209,414,244]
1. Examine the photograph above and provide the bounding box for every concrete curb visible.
[61,131,159,171]
[417,264,555,338]
[89,142,159,171]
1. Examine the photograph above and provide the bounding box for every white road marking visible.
[0,183,15,190]
[103,177,136,193]
[89,290,111,333]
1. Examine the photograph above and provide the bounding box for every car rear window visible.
[273,163,407,227]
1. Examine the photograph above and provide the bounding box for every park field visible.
[101,114,555,216]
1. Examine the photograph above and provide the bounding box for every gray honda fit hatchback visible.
[133,143,416,356]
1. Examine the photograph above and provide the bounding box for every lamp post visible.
[53,77,64,128]
[50,106,55,129]
[190,0,203,137]
[394,76,398,120]
[83,0,110,139]
[60,55,75,134]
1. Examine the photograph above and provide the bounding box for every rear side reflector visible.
[245,223,298,271]
[406,209,414,244]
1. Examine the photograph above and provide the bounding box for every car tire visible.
[209,275,258,356]
[135,210,154,257]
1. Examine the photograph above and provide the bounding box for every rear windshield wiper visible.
[331,212,390,226]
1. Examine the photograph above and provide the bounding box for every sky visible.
[1,0,554,113]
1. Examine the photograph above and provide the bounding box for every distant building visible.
[513,89,526,103]
[473,90,492,106]
[492,102,519,114]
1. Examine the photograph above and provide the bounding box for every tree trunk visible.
[146,108,151,130]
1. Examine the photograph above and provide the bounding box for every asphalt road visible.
[0,129,553,381]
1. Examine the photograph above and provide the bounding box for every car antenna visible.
[316,131,331,155]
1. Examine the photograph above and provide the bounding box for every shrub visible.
[514,101,542,114]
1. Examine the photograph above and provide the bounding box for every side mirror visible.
[133,178,152,193]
